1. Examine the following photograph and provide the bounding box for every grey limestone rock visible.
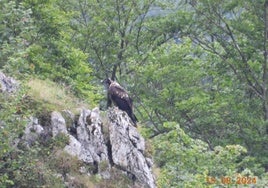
[51,111,68,137]
[2,71,156,187]
[21,108,155,187]
[0,71,19,93]
[21,117,44,147]
[75,108,109,166]
[108,108,156,188]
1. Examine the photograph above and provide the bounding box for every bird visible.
[103,78,138,126]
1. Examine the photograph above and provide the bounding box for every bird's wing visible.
[109,83,133,106]
[109,83,127,97]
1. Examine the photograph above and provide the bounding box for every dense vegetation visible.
[1,0,268,187]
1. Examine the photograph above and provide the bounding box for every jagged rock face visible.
[22,107,156,188]
[21,117,44,148]
[108,109,156,188]
[0,71,156,187]
[51,111,68,136]
[0,71,19,93]
[51,108,110,177]
[75,108,109,164]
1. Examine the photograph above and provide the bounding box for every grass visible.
[26,77,89,112]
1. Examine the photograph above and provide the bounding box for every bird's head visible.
[102,78,112,86]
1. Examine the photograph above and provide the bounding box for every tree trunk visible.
[111,65,117,81]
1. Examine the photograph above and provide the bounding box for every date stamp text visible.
[206,176,257,185]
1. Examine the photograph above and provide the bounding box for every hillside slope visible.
[0,71,155,188]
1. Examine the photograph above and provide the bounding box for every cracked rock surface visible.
[22,107,156,188]
[108,109,155,188]
[0,71,19,93]
[1,71,156,187]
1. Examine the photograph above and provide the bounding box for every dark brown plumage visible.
[103,78,138,126]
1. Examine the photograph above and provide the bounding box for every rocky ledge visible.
[1,71,155,187]
[21,107,156,188]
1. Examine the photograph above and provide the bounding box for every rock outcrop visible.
[0,71,19,93]
[0,71,156,187]
[108,109,155,188]
[22,107,156,188]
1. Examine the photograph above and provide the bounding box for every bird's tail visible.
[130,113,138,127]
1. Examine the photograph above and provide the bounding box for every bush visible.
[0,84,68,187]
[0,87,28,186]
[48,150,81,178]
[154,122,265,187]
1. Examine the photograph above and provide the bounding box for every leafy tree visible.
[154,122,266,187]
[2,0,102,104]
[68,0,189,81]
[182,0,268,169]
[136,38,234,143]
[136,0,268,172]
[0,0,35,74]
[136,39,206,135]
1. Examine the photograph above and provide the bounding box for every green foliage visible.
[28,14,100,103]
[1,0,268,187]
[48,150,80,177]
[51,133,70,149]
[154,122,265,187]
[0,0,35,75]
[0,86,61,187]
[0,88,29,166]
[0,86,68,187]
[92,167,133,188]
[183,0,268,169]
[0,0,102,105]
[136,39,208,135]
[11,148,64,188]
[136,30,267,172]
[68,0,189,80]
